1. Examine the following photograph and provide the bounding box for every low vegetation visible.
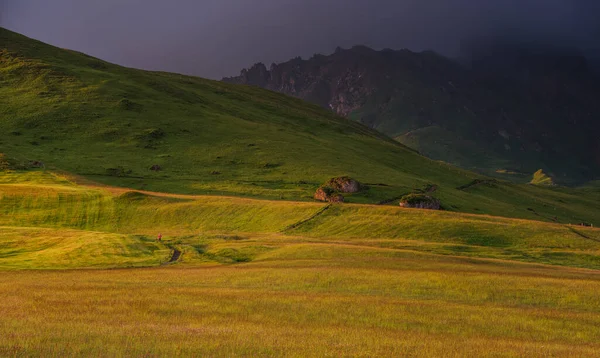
[2,220,600,356]
[531,169,555,186]
[398,193,441,210]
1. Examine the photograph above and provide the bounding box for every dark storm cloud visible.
[2,0,598,79]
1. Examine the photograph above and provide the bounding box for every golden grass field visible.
[1,172,600,357]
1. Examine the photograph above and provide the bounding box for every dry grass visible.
[1,248,600,357]
[1,172,600,356]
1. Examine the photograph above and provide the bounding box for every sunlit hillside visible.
[1,27,599,224]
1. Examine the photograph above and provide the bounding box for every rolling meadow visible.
[1,171,600,356]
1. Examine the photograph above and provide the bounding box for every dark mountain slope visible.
[224,45,600,184]
[2,27,600,224]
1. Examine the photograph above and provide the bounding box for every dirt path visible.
[168,248,182,263]
[160,246,182,266]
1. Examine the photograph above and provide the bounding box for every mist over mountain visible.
[2,0,599,79]
[224,42,600,184]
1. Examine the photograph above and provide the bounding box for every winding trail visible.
[169,248,182,262]
[162,247,182,265]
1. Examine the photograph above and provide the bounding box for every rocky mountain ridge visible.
[224,45,600,184]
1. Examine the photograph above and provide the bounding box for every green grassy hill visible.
[1,27,599,225]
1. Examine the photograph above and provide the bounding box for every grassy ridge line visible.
[60,171,600,228]
[0,226,169,269]
[287,203,600,243]
[0,180,322,235]
[2,172,600,269]
[2,173,599,240]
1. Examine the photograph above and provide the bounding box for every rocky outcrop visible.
[399,194,441,210]
[224,48,377,116]
[0,153,14,170]
[313,176,362,203]
[232,63,271,88]
[324,176,361,193]
[314,187,344,203]
[224,44,600,184]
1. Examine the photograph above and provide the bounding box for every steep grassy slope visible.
[0,27,463,201]
[1,28,600,223]
[396,126,512,174]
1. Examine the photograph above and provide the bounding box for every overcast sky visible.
[2,0,599,79]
